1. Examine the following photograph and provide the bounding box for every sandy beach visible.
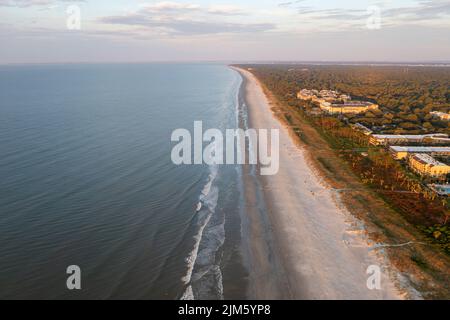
[233,66,409,300]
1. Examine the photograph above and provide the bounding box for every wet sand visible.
[233,66,407,300]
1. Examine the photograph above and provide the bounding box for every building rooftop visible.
[411,153,447,167]
[330,101,374,107]
[353,123,372,131]
[373,133,448,140]
[390,146,450,153]
[431,111,450,116]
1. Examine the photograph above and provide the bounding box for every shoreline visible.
[235,71,293,299]
[231,66,414,300]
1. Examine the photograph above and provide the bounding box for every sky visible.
[0,0,449,63]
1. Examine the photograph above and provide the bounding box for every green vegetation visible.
[238,64,450,255]
[419,225,450,255]
[242,64,450,134]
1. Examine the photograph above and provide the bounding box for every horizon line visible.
[1,60,450,67]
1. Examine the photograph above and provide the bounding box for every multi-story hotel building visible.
[370,134,449,146]
[389,146,450,160]
[319,101,379,115]
[408,153,450,179]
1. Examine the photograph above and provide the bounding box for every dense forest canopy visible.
[240,64,450,134]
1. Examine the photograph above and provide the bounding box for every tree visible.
[423,122,434,130]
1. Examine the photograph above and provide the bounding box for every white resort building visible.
[297,89,350,103]
[370,134,449,146]
[319,101,379,115]
[408,153,450,179]
[430,111,450,121]
[389,146,450,160]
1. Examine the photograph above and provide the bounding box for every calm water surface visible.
[0,63,245,299]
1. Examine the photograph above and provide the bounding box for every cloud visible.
[140,1,200,13]
[278,0,305,8]
[382,0,450,21]
[0,0,83,7]
[207,5,246,15]
[0,0,52,6]
[100,15,274,36]
[99,2,273,36]
[292,0,450,25]
[298,8,366,20]
[1,2,450,64]
[138,1,247,16]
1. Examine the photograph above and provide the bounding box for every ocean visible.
[0,63,248,299]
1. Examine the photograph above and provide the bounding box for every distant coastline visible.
[230,61,450,67]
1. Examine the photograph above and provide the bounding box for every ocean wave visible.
[180,285,194,300]
[181,198,214,286]
[180,166,220,298]
[180,72,243,300]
